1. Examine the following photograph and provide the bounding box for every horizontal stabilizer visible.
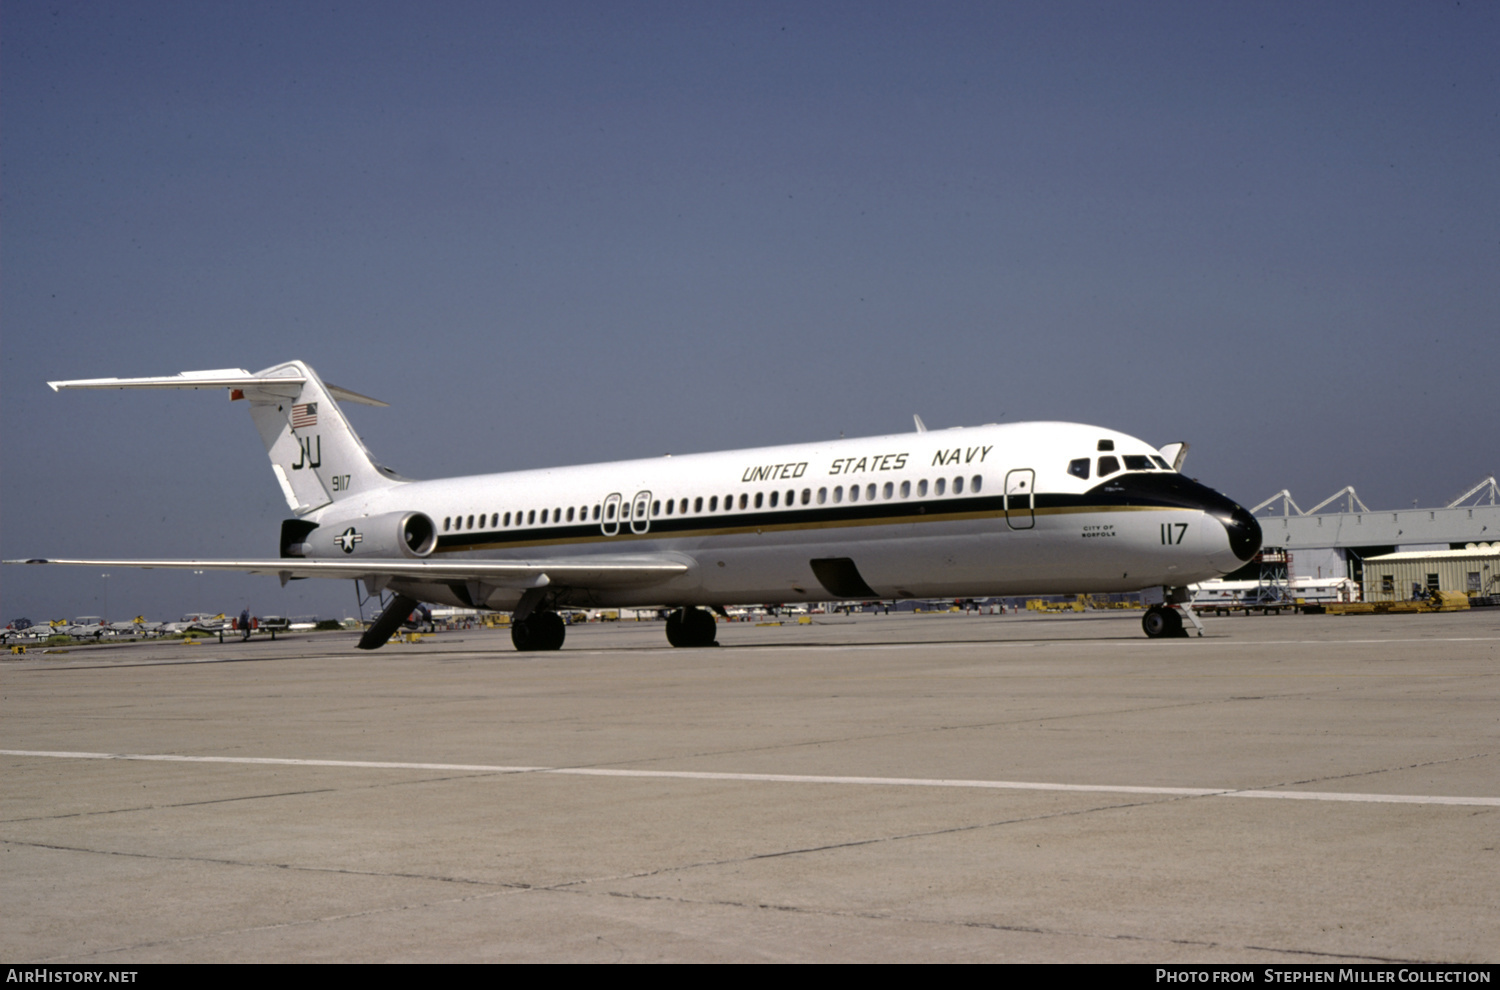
[47,369,388,407]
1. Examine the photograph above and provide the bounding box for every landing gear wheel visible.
[511,611,566,652]
[1142,606,1185,639]
[665,607,718,648]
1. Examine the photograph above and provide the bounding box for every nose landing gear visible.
[1143,589,1205,638]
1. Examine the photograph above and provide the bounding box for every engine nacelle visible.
[302,511,438,559]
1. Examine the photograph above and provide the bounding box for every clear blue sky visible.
[4,1,1496,621]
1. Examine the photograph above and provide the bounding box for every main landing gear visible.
[511,610,566,652]
[510,607,717,652]
[665,607,718,648]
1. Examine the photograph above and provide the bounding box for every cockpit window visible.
[1097,455,1120,477]
[1068,458,1090,480]
[1097,439,1115,452]
[1123,455,1153,471]
[1151,455,1171,470]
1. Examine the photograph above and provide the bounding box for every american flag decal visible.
[291,403,318,429]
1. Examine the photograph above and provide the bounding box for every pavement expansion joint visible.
[539,791,1204,896]
[27,882,541,965]
[0,836,522,890]
[576,884,1423,965]
[1244,749,1494,795]
[1,786,338,823]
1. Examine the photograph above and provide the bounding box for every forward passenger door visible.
[1005,469,1035,530]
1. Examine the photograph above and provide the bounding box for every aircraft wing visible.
[4,555,689,589]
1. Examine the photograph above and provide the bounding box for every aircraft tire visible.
[511,612,566,652]
[1142,606,1173,639]
[665,607,717,648]
[1166,607,1187,637]
[534,611,566,650]
[510,619,534,652]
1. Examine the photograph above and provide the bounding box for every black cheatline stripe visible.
[428,484,1206,554]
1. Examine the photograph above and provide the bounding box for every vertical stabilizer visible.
[48,360,404,516]
[241,361,400,514]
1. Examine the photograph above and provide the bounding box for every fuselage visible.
[298,421,1262,612]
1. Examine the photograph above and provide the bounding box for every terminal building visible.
[1238,476,1498,604]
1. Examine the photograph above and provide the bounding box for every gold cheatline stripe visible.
[434,502,1180,554]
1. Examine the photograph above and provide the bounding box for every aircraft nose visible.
[1083,472,1261,566]
[1221,502,1262,562]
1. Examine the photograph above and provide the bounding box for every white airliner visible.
[10,360,1262,649]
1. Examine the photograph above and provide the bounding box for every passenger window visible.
[786,489,795,506]
[1124,455,1152,471]
[866,483,876,501]
[680,499,688,514]
[528,510,536,525]
[918,479,928,497]
[652,500,661,516]
[971,475,982,493]
[541,509,548,524]
[606,504,615,520]
[739,493,748,510]
[592,505,600,520]
[849,485,860,503]
[666,500,674,515]
[953,477,964,494]
[467,515,475,529]
[566,507,574,522]
[935,478,946,496]
[443,517,451,531]
[817,487,827,504]
[833,486,843,503]
[883,482,894,499]
[709,496,718,512]
[769,491,778,508]
[802,489,811,505]
[1068,458,1090,480]
[754,492,764,508]
[1098,456,1120,477]
[900,480,910,498]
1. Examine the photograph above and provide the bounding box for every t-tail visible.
[48,360,405,515]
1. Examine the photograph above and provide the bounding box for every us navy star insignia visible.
[335,527,363,554]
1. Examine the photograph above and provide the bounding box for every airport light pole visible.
[101,573,109,623]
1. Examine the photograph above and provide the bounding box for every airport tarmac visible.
[3,609,1496,963]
